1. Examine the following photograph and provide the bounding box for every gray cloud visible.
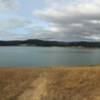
[0,0,20,12]
[34,0,100,41]
[0,17,31,30]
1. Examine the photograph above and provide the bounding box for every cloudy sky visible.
[0,0,100,41]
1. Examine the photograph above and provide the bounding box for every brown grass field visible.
[0,66,100,100]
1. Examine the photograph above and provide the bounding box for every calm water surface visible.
[0,47,100,67]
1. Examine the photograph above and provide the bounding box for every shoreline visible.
[0,64,100,68]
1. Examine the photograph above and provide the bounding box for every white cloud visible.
[85,35,100,41]
[69,23,83,28]
[88,20,100,24]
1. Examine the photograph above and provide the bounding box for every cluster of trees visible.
[0,39,100,47]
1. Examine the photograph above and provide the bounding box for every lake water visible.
[0,47,100,67]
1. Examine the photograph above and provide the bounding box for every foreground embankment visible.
[0,66,100,100]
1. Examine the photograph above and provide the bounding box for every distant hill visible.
[0,39,100,47]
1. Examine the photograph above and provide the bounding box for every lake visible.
[0,47,100,67]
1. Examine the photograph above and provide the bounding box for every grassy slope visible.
[0,66,100,100]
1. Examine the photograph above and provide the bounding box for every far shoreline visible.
[0,45,100,48]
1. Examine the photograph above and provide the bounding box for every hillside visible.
[0,39,100,47]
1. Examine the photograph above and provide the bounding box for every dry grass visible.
[0,68,42,100]
[0,66,100,100]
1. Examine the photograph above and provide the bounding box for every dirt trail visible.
[17,74,48,100]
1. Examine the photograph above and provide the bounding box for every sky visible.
[0,0,100,41]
